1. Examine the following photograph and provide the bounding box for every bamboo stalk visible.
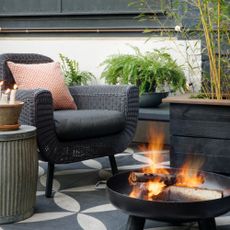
[206,3,217,98]
[217,0,221,98]
[197,0,220,99]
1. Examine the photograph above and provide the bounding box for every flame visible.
[129,126,169,199]
[129,181,166,200]
[5,88,10,94]
[128,127,205,201]
[0,81,3,86]
[13,84,17,90]
[139,127,169,198]
[146,180,166,199]
[140,127,169,175]
[176,156,205,187]
[129,186,142,198]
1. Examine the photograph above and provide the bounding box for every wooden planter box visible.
[163,95,230,174]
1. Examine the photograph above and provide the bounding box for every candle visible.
[9,84,17,104]
[0,89,10,104]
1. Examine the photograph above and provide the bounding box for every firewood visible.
[129,172,177,186]
[129,184,149,199]
[159,186,223,202]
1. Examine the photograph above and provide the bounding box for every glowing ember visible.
[146,181,166,199]
[129,186,142,199]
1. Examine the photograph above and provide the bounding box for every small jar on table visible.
[0,125,37,224]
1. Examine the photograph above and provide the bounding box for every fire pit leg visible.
[198,218,216,230]
[126,215,145,230]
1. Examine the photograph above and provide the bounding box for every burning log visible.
[129,172,177,186]
[158,186,223,202]
[129,172,205,186]
[129,184,149,199]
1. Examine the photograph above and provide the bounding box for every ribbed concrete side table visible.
[0,125,37,224]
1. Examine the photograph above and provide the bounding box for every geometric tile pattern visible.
[1,147,230,230]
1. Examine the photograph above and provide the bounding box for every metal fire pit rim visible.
[107,167,230,204]
[106,169,230,221]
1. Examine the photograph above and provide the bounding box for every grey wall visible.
[0,0,173,30]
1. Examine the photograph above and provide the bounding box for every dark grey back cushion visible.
[54,110,126,141]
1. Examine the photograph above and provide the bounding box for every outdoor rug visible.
[1,147,230,230]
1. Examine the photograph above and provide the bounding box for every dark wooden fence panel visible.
[171,119,230,139]
[0,0,172,31]
[171,136,230,173]
[170,103,230,139]
[0,0,61,15]
[62,0,169,14]
[171,104,230,122]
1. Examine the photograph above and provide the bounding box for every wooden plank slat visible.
[170,136,230,173]
[171,119,230,139]
[0,15,175,30]
[62,0,169,14]
[163,94,230,106]
[170,103,230,122]
[0,0,174,30]
[0,0,170,15]
[0,0,60,14]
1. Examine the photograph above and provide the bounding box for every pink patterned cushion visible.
[7,61,77,110]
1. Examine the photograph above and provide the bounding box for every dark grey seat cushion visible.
[54,110,126,141]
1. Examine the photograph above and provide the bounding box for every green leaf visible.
[100,47,186,95]
[59,54,95,86]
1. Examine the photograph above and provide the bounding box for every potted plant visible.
[137,0,229,173]
[100,47,186,107]
[59,53,95,86]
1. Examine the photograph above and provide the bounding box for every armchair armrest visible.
[16,89,57,161]
[16,89,53,126]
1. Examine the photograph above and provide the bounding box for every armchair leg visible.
[109,155,118,175]
[45,162,55,198]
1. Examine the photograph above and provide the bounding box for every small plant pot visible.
[0,101,24,131]
[139,92,169,108]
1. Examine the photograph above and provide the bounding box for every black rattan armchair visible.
[0,53,139,197]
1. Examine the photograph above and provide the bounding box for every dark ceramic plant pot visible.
[139,92,169,108]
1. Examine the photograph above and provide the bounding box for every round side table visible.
[0,125,37,224]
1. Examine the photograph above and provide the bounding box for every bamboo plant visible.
[195,0,229,99]
[132,0,230,99]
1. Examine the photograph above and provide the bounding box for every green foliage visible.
[132,0,230,99]
[59,53,95,86]
[100,47,186,95]
[172,0,229,99]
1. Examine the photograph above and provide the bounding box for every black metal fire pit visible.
[107,168,230,230]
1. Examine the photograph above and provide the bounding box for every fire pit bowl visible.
[107,168,230,230]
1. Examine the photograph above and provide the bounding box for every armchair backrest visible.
[0,53,53,89]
